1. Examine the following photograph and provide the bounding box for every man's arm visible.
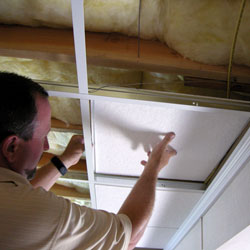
[30,135,84,191]
[118,132,177,249]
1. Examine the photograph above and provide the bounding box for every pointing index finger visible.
[161,132,175,146]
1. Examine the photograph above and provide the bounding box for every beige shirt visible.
[0,168,132,250]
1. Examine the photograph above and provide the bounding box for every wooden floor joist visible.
[51,118,82,132]
[0,25,75,62]
[1,24,250,84]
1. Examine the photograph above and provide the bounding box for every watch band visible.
[51,156,67,176]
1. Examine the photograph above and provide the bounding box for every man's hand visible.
[141,132,177,174]
[30,135,84,190]
[59,135,84,169]
[119,132,177,249]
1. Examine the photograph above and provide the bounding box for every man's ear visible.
[1,135,21,163]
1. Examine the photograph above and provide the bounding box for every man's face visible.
[17,95,51,179]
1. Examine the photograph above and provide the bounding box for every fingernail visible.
[170,133,175,139]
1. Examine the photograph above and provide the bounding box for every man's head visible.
[0,72,51,179]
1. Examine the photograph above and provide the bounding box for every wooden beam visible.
[51,118,82,131]
[139,39,250,84]
[1,24,250,83]
[85,32,250,84]
[85,31,138,69]
[0,24,75,62]
[184,76,250,93]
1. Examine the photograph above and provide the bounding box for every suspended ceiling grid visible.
[0,0,249,248]
[50,1,250,248]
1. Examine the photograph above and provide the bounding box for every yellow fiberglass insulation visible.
[0,56,143,86]
[0,56,142,125]
[49,97,81,125]
[0,56,230,125]
[47,131,85,157]
[0,0,249,66]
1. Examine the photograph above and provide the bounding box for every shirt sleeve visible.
[0,177,132,250]
[52,197,132,250]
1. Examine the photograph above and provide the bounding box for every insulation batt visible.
[0,57,142,86]
[47,131,74,155]
[0,0,250,66]
[0,57,142,125]
[0,56,228,125]
[47,131,85,156]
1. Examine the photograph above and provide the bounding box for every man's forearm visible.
[30,162,61,191]
[118,168,158,248]
[30,135,84,191]
[30,153,80,191]
[118,132,177,249]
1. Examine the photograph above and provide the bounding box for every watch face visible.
[51,156,67,176]
[59,166,67,176]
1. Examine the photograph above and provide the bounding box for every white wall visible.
[203,158,250,250]
[173,158,250,250]
[175,220,202,250]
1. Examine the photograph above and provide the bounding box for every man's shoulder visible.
[0,181,67,218]
[0,182,70,249]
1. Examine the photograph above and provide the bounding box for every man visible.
[0,72,177,249]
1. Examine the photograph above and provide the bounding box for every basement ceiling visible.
[94,100,250,181]
[0,0,250,249]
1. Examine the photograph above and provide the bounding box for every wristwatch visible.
[51,156,67,176]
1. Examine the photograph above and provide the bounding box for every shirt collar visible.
[0,167,30,186]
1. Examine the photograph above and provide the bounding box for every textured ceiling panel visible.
[95,184,203,248]
[94,100,249,181]
[95,185,203,228]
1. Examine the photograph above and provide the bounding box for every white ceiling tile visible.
[94,100,249,181]
[95,185,203,228]
[136,227,177,249]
